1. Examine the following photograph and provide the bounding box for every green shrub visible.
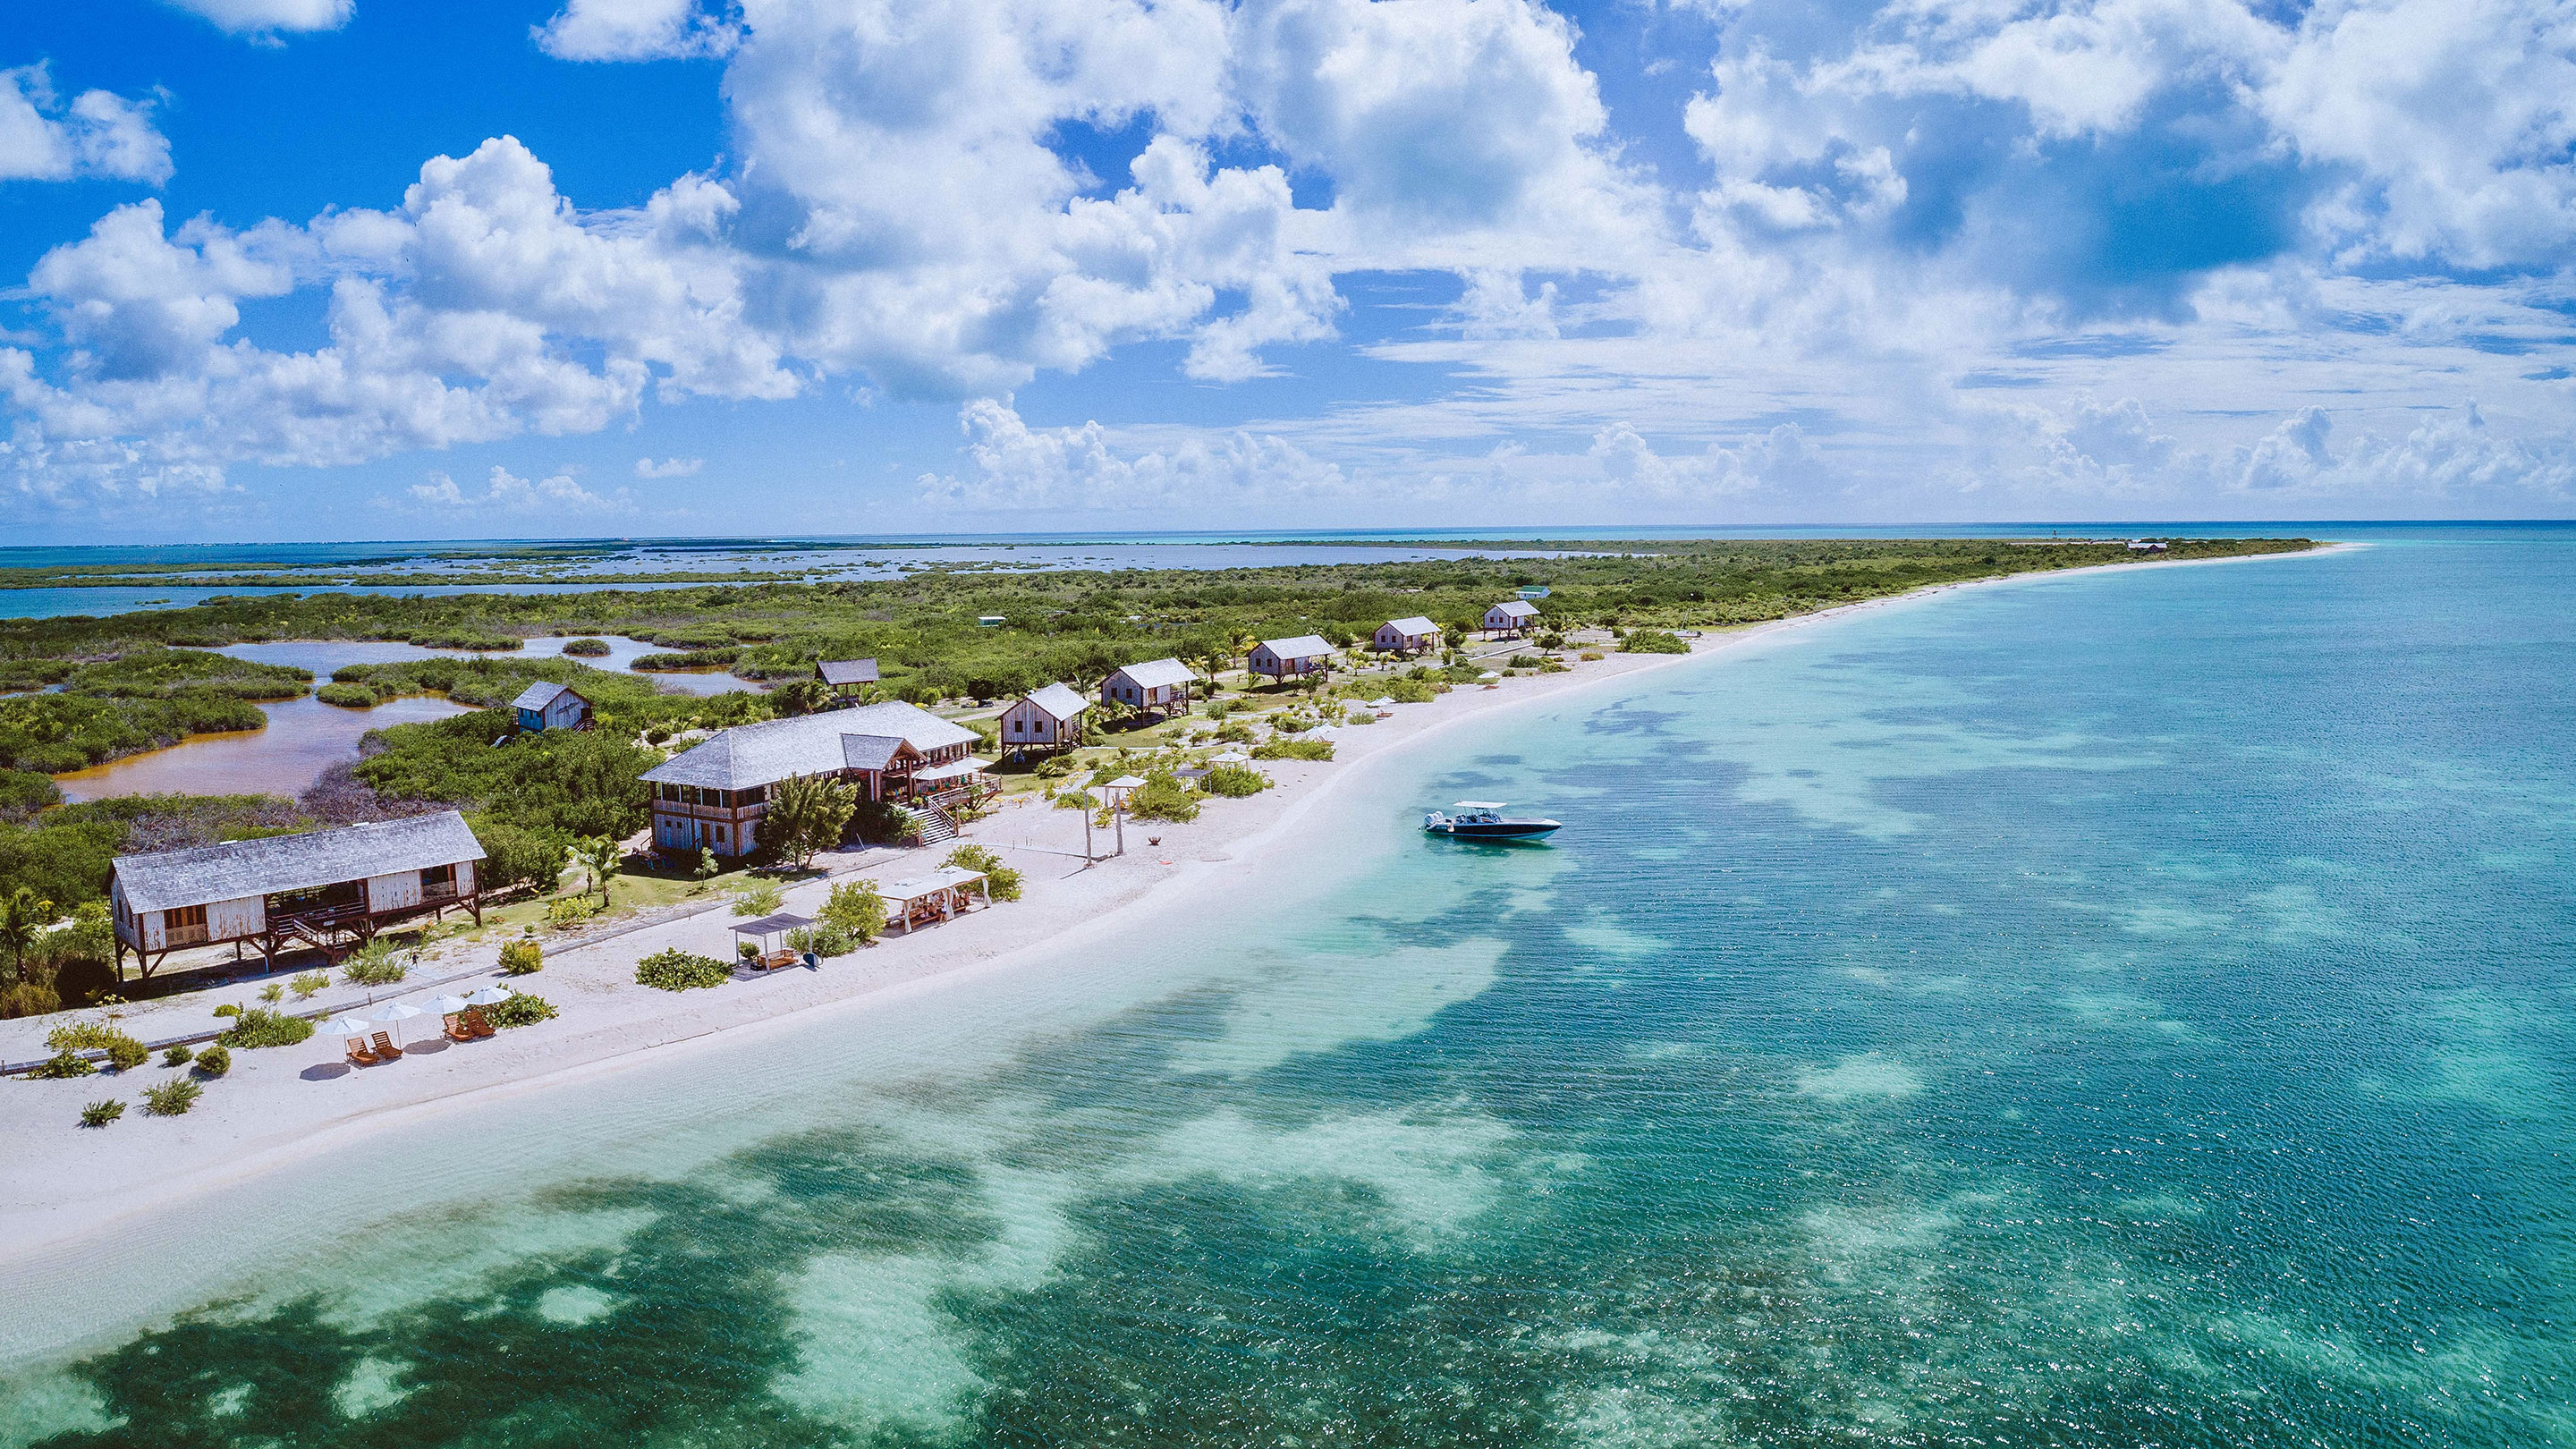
[102,1034,148,1072]
[1201,764,1270,797]
[1384,679,1436,703]
[636,948,732,991]
[211,1003,242,1019]
[784,923,858,957]
[218,1007,314,1048]
[1507,654,1545,668]
[942,844,1023,902]
[46,1019,132,1053]
[341,944,407,987]
[258,981,285,1004]
[1619,630,1690,654]
[820,879,885,943]
[1121,771,1199,824]
[1579,650,1605,662]
[545,895,600,928]
[498,935,544,975]
[479,992,557,1028]
[729,880,784,917]
[141,1079,202,1116]
[562,638,613,657]
[161,1045,195,1068]
[1052,790,1095,810]
[315,682,381,708]
[289,971,329,999]
[33,1049,95,1079]
[191,1044,232,1078]
[1251,739,1335,762]
[80,1098,124,1127]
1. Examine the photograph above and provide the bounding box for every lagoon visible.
[7,529,2573,1445]
[51,694,472,803]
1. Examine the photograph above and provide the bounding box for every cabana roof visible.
[1489,599,1540,618]
[817,658,879,686]
[883,865,987,901]
[642,702,979,790]
[1109,657,1196,690]
[114,812,486,914]
[511,681,581,711]
[1259,634,1334,658]
[1023,682,1090,720]
[1385,615,1439,634]
[731,911,816,936]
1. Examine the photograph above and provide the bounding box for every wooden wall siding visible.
[1003,699,1066,744]
[455,860,476,897]
[369,870,422,914]
[209,895,265,939]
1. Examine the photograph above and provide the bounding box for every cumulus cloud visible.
[635,455,702,476]
[919,398,1349,511]
[535,0,740,61]
[160,0,353,37]
[0,64,172,184]
[410,464,630,513]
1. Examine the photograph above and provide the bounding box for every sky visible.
[0,0,2571,542]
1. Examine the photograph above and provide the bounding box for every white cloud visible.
[918,398,1349,511]
[536,0,739,62]
[635,454,703,476]
[409,464,630,513]
[0,64,172,185]
[160,0,353,37]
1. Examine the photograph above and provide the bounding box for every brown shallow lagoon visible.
[53,694,471,803]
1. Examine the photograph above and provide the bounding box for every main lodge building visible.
[640,700,986,859]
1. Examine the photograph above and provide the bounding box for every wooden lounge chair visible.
[462,1008,497,1038]
[371,1031,404,1060]
[443,1013,472,1043]
[345,1037,381,1066]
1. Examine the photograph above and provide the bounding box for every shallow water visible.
[51,695,470,803]
[216,637,762,696]
[7,531,2574,1446]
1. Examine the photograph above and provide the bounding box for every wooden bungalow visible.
[1372,616,1443,654]
[1248,634,1335,682]
[108,811,487,978]
[1001,682,1090,756]
[512,682,592,733]
[816,658,879,699]
[1483,599,1541,634]
[1102,657,1197,715]
[642,701,987,860]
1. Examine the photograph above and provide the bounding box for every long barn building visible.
[108,812,487,978]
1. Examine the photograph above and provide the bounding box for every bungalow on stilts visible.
[107,811,487,979]
[1101,657,1198,718]
[1001,682,1090,759]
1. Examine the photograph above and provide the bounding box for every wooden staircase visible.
[912,806,957,846]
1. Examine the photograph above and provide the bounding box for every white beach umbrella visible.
[465,985,515,1006]
[321,1014,375,1038]
[371,999,426,1045]
[427,994,470,1014]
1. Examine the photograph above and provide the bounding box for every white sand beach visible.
[0,549,2345,1277]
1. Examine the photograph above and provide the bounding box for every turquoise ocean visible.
[4,530,2572,1445]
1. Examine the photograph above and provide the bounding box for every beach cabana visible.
[1001,682,1089,756]
[512,682,592,733]
[108,812,487,979]
[1373,617,1443,654]
[1483,599,1540,634]
[1248,635,1334,682]
[1102,658,1197,714]
[1101,775,1147,806]
[816,658,879,699]
[732,911,816,971]
[880,867,990,934]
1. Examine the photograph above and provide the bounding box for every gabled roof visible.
[640,701,980,789]
[1488,599,1540,618]
[839,733,916,772]
[1107,657,1196,690]
[114,812,486,914]
[1022,682,1090,720]
[1384,616,1439,634]
[512,681,584,711]
[817,658,879,686]
[1258,634,1334,658]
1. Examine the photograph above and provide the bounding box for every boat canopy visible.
[1451,801,1508,809]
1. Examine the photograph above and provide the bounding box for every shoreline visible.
[0,545,2350,1270]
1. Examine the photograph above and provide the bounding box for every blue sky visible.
[2,0,2571,541]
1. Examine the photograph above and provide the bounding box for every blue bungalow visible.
[512,682,593,733]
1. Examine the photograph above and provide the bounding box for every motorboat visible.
[1422,801,1561,840]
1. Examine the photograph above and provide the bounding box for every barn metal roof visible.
[1106,657,1196,690]
[640,702,979,790]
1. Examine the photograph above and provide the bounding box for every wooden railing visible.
[165,924,209,947]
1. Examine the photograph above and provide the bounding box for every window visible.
[422,863,454,888]
[168,904,207,929]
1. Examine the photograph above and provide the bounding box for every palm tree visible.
[0,887,53,984]
[572,835,622,905]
